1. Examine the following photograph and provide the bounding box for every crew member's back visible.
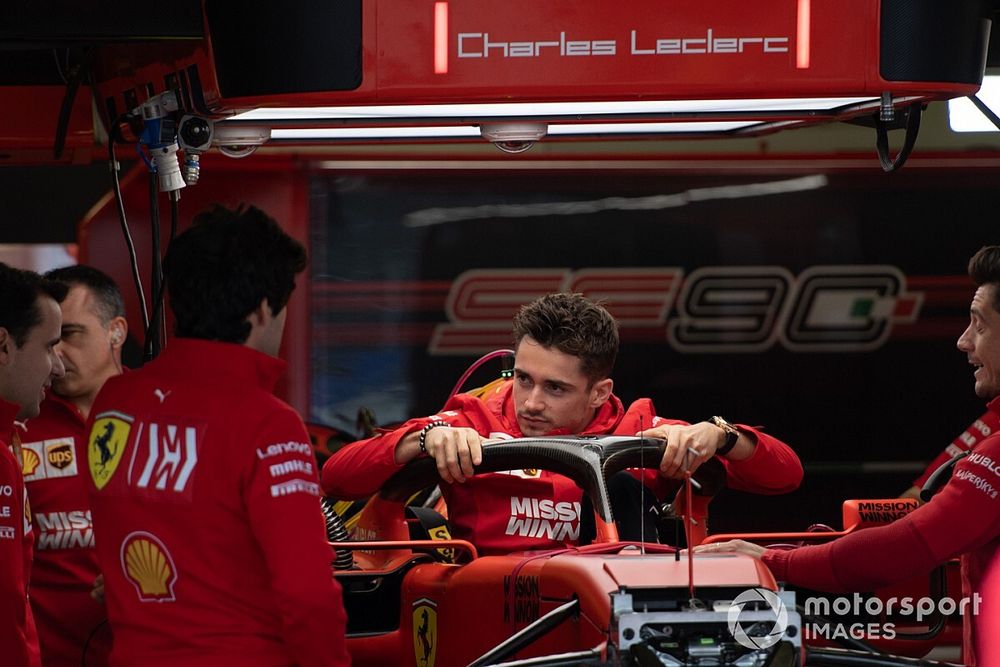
[86,203,349,667]
[88,339,345,666]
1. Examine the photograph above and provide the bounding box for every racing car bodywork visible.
[331,436,804,666]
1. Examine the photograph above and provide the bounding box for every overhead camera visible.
[211,123,272,158]
[177,114,214,152]
[480,122,547,154]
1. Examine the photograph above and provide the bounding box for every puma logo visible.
[153,389,171,404]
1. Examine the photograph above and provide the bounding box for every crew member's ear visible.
[589,377,614,408]
[247,298,275,328]
[0,327,11,363]
[108,317,128,348]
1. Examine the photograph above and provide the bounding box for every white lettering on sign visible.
[453,28,789,61]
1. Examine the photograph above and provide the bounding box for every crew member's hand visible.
[693,539,766,560]
[423,426,484,484]
[639,422,727,479]
[91,573,105,604]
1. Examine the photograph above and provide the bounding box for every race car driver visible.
[323,292,803,555]
[698,245,1000,667]
[22,265,125,667]
[0,262,67,667]
[86,205,350,667]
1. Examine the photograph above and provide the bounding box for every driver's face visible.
[512,336,613,436]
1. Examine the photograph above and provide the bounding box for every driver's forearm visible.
[394,429,424,465]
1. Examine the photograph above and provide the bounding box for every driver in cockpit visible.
[321,292,802,555]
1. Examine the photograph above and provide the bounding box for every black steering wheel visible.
[379,435,726,526]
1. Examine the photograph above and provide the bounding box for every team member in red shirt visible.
[323,293,802,555]
[698,245,1000,666]
[899,410,999,500]
[87,205,350,667]
[0,262,67,667]
[23,265,126,666]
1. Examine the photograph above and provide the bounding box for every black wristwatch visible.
[710,416,740,456]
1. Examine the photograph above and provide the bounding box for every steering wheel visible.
[379,435,726,534]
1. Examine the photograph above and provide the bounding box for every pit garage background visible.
[3,0,1000,539]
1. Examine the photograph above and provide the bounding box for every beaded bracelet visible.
[418,420,449,454]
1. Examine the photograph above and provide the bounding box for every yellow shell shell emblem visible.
[88,411,133,490]
[120,531,177,602]
[21,447,41,476]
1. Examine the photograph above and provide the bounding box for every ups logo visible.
[47,444,74,470]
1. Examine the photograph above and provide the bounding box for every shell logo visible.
[119,532,178,602]
[21,448,41,476]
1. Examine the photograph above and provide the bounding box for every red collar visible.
[0,397,18,436]
[148,338,286,391]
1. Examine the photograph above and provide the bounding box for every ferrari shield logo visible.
[88,411,133,490]
[412,599,438,667]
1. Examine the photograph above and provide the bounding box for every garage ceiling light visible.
[948,76,1000,132]
[268,121,760,141]
[233,97,878,123]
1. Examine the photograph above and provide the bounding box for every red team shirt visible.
[763,395,1000,667]
[86,339,349,667]
[912,408,1000,488]
[22,393,111,666]
[323,381,803,555]
[1,398,41,667]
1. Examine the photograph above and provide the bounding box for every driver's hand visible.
[91,573,105,604]
[424,426,484,484]
[693,539,766,560]
[639,422,725,479]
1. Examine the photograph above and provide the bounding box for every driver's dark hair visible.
[0,262,69,347]
[969,245,1000,314]
[44,265,125,325]
[512,293,618,382]
[163,204,307,343]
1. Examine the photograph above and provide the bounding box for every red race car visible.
[325,436,961,666]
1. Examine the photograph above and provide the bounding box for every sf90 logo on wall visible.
[429,266,922,355]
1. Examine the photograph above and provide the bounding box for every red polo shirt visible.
[23,393,111,666]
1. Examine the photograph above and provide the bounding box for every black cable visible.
[109,116,150,336]
[80,618,108,667]
[875,103,922,172]
[142,191,181,361]
[144,173,163,362]
[54,47,94,160]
